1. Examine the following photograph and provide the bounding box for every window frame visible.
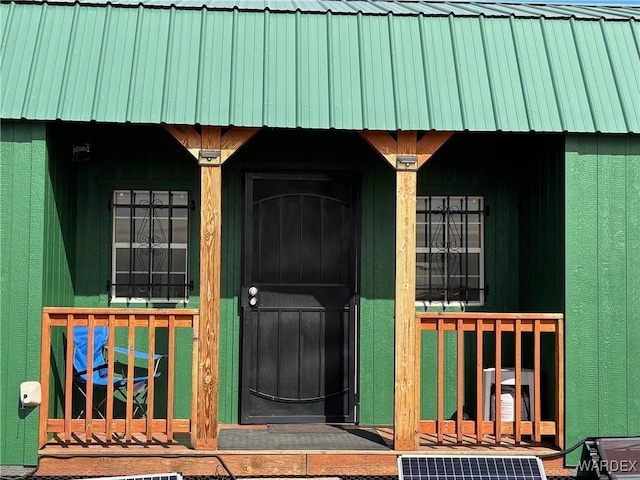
[110,189,191,303]
[415,195,486,307]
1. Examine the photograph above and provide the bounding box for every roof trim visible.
[4,0,639,20]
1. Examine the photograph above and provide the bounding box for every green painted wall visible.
[417,133,564,424]
[0,121,47,467]
[417,132,518,422]
[565,134,640,463]
[5,122,639,465]
[42,124,78,420]
[520,136,565,313]
[519,136,565,426]
[358,158,396,425]
[43,123,199,420]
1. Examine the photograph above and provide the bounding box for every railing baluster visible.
[191,313,199,448]
[106,314,116,443]
[64,315,74,443]
[534,319,542,443]
[86,314,95,443]
[126,314,135,442]
[515,318,522,444]
[146,314,156,442]
[456,318,464,444]
[168,314,176,442]
[495,319,502,445]
[437,317,444,444]
[476,319,484,444]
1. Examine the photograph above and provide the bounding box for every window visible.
[416,196,485,305]
[111,190,191,302]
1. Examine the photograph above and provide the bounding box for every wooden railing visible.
[39,308,198,447]
[417,312,564,447]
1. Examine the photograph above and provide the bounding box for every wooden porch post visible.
[165,125,258,449]
[360,130,453,451]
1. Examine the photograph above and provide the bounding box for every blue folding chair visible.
[72,326,165,419]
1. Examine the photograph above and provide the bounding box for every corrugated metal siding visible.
[1,2,638,132]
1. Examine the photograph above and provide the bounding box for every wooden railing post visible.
[39,311,51,448]
[556,316,565,449]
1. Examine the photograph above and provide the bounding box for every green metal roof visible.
[1,1,639,132]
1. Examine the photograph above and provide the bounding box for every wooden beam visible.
[394,169,418,451]
[417,131,453,168]
[164,125,260,165]
[196,164,222,449]
[221,127,260,163]
[164,125,258,449]
[359,130,453,451]
[359,131,397,168]
[164,125,201,160]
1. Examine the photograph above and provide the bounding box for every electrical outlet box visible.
[20,381,42,407]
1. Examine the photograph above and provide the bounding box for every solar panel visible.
[71,473,183,480]
[398,455,547,480]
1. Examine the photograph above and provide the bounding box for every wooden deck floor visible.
[36,427,572,477]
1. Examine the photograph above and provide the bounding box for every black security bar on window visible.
[416,196,488,305]
[108,190,192,302]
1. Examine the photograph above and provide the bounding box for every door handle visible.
[248,286,258,306]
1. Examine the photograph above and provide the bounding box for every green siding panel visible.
[2,2,638,133]
[626,136,640,435]
[565,134,640,465]
[0,121,47,467]
[218,166,243,423]
[519,137,565,313]
[596,139,628,435]
[43,125,76,307]
[359,159,395,425]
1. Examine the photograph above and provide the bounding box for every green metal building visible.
[1,0,638,473]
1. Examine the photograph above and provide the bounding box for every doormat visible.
[267,424,347,434]
[218,427,391,450]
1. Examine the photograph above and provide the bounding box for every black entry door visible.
[240,173,359,424]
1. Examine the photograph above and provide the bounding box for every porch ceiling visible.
[1,0,638,133]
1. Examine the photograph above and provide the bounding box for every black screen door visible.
[240,173,359,424]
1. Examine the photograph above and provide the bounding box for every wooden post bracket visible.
[164,125,260,166]
[164,124,258,450]
[360,130,453,171]
[359,129,453,452]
